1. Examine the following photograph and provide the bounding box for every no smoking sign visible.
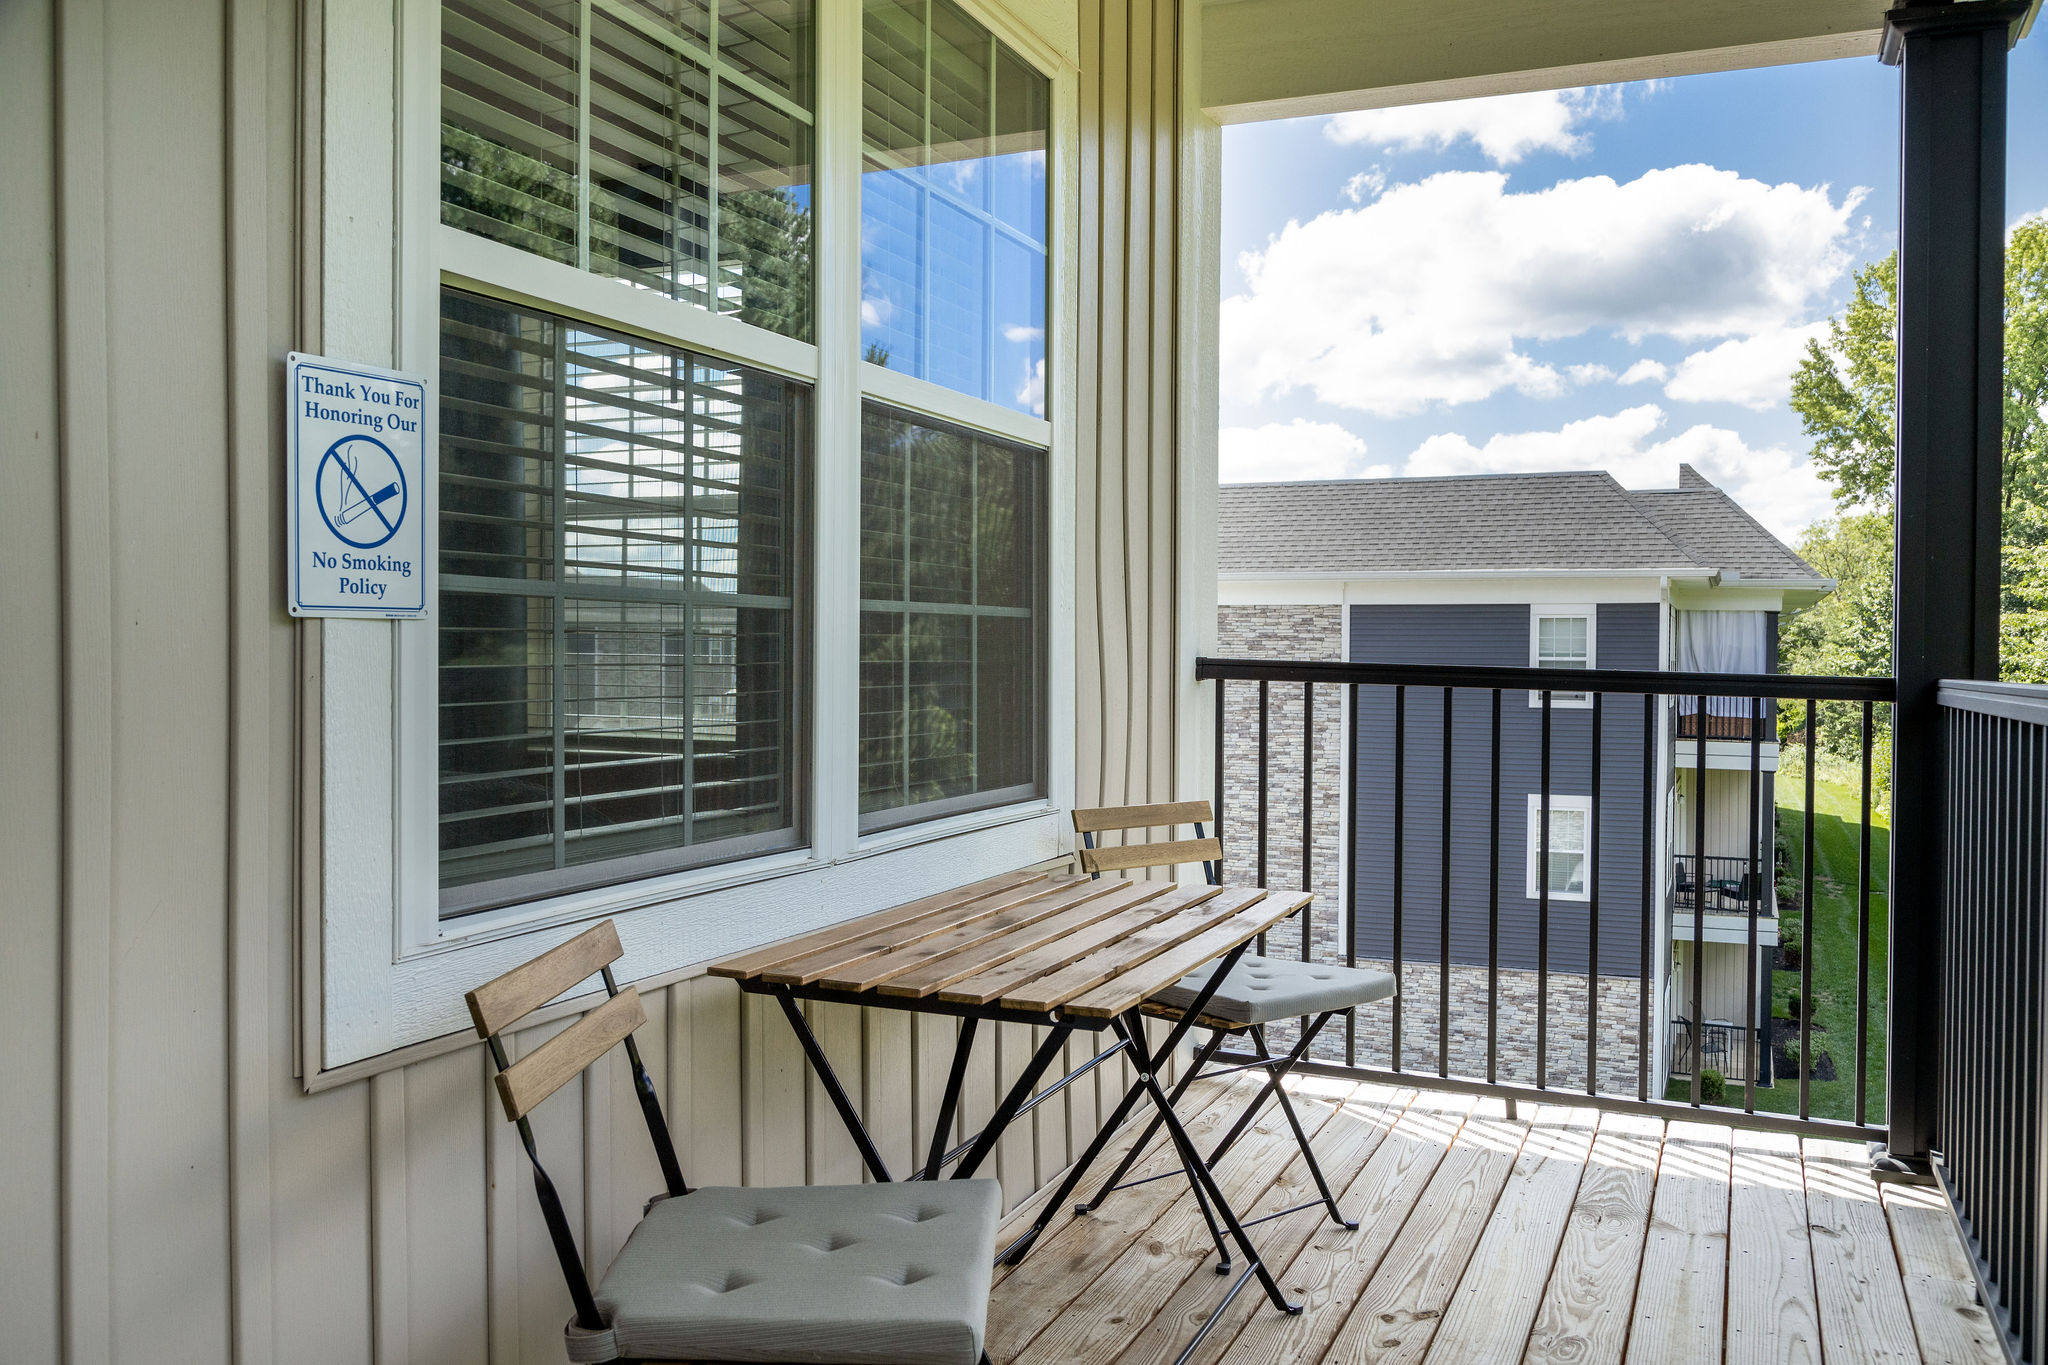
[287,352,430,618]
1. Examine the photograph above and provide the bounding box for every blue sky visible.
[1219,40,2048,542]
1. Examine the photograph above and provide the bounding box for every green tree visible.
[1789,216,2048,683]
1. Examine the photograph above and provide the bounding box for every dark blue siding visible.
[1349,603,1658,977]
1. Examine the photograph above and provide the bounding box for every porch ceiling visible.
[1199,0,1996,124]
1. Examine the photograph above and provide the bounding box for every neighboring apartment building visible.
[1216,465,1835,1095]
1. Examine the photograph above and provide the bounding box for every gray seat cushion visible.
[573,1181,1000,1365]
[1151,954,1398,1027]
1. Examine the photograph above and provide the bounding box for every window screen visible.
[859,0,1048,415]
[437,286,806,912]
[1528,796,1590,899]
[859,403,1044,827]
[441,0,814,340]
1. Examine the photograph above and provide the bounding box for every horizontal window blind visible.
[858,403,1043,829]
[442,0,814,340]
[438,286,807,912]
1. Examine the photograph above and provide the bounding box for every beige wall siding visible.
[1074,0,1190,812]
[0,0,64,1358]
[5,0,1191,1360]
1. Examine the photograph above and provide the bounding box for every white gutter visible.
[1219,566,1719,582]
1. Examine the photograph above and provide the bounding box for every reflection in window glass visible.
[441,0,814,341]
[859,404,1044,827]
[860,0,1049,415]
[437,287,807,912]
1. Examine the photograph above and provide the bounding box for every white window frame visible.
[1528,604,1595,708]
[305,0,1080,1077]
[1525,793,1592,901]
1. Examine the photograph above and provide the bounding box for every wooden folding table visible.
[709,868,1313,1327]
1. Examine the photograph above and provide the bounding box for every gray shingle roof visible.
[1217,465,1828,586]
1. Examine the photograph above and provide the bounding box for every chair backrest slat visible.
[1072,800,1213,834]
[1079,835,1223,876]
[466,920,624,1039]
[493,986,645,1121]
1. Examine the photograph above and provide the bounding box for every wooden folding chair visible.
[1068,801,1397,1269]
[467,921,1001,1365]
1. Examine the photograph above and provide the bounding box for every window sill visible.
[851,795,1060,861]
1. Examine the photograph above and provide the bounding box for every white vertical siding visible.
[2,0,1197,1358]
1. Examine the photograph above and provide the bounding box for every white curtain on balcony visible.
[1677,611,1768,716]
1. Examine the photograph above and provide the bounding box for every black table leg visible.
[923,1017,979,1181]
[953,1025,1073,1180]
[774,988,894,1183]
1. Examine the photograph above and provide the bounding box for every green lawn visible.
[1666,757,1890,1122]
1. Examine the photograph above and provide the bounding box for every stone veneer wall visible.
[1216,602,1649,1098]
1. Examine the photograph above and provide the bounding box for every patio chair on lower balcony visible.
[465,921,1001,1365]
[1061,801,1397,1270]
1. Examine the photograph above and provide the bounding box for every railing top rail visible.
[1195,655,1896,702]
[1938,678,2048,725]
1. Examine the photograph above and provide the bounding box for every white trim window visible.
[1525,793,1592,901]
[305,0,1076,1071]
[1529,605,1594,708]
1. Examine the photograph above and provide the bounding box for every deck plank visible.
[1317,1105,1532,1365]
[1624,1121,1732,1365]
[1803,1139,1921,1364]
[1422,1106,1599,1365]
[1187,1089,1480,1365]
[1726,1127,1821,1365]
[983,1074,1267,1359]
[1009,1079,1359,1364]
[1881,1183,2002,1364]
[1106,1082,1415,1365]
[1523,1111,1663,1365]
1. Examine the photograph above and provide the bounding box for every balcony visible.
[985,1070,1991,1364]
[1192,656,2040,1363]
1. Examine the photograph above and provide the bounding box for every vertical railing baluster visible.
[1441,687,1453,1078]
[1800,699,1816,1121]
[1692,696,1708,1108]
[1538,690,1552,1091]
[1213,677,1226,882]
[1256,679,1270,952]
[1392,685,1406,1072]
[1640,693,1654,1104]
[1857,699,1873,1127]
[1302,681,1315,982]
[1588,691,1602,1096]
[1489,689,1502,1088]
[1345,683,1360,1068]
[1744,694,1762,1113]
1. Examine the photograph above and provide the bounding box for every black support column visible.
[1880,0,2027,1166]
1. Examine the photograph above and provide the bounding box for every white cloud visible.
[1221,166,1864,418]
[1399,404,1831,541]
[1569,363,1616,386]
[1619,358,1670,385]
[1016,359,1045,417]
[1663,322,1827,410]
[1219,419,1390,483]
[1003,324,1044,343]
[1325,87,1622,166]
[1343,168,1386,203]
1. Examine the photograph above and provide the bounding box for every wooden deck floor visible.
[987,1073,2000,1365]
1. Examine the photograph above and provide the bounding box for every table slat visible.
[720,875,1064,982]
[1061,892,1313,1019]
[935,886,1214,1007]
[994,885,1249,1014]
[872,882,1173,999]
[812,880,1132,995]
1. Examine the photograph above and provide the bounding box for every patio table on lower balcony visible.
[985,1071,2000,1365]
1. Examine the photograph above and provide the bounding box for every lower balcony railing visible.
[1197,655,1894,1140]
[1672,853,1773,916]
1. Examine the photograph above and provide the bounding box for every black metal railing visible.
[1199,655,1894,1138]
[1936,680,2047,1363]
[1669,1017,1765,1084]
[1672,854,1773,916]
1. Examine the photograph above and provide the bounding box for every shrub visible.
[1787,993,1803,1021]
[1700,1069,1727,1105]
